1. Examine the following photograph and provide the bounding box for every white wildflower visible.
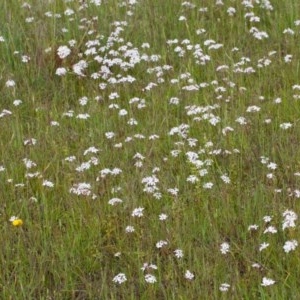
[42,180,54,188]
[220,242,230,254]
[132,207,144,217]
[248,224,259,231]
[159,213,168,221]
[69,182,91,196]
[280,123,292,130]
[219,283,230,292]
[5,80,16,87]
[263,226,277,234]
[56,67,67,76]
[156,240,168,249]
[112,273,127,284]
[282,210,298,230]
[108,198,123,205]
[185,270,195,280]
[174,249,184,258]
[259,242,269,252]
[145,274,157,284]
[283,240,298,253]
[125,226,135,233]
[261,277,275,286]
[263,215,272,223]
[57,45,71,59]
[203,182,214,189]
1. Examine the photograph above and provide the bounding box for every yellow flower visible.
[12,219,23,227]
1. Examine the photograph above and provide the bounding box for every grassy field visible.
[1,0,300,298]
